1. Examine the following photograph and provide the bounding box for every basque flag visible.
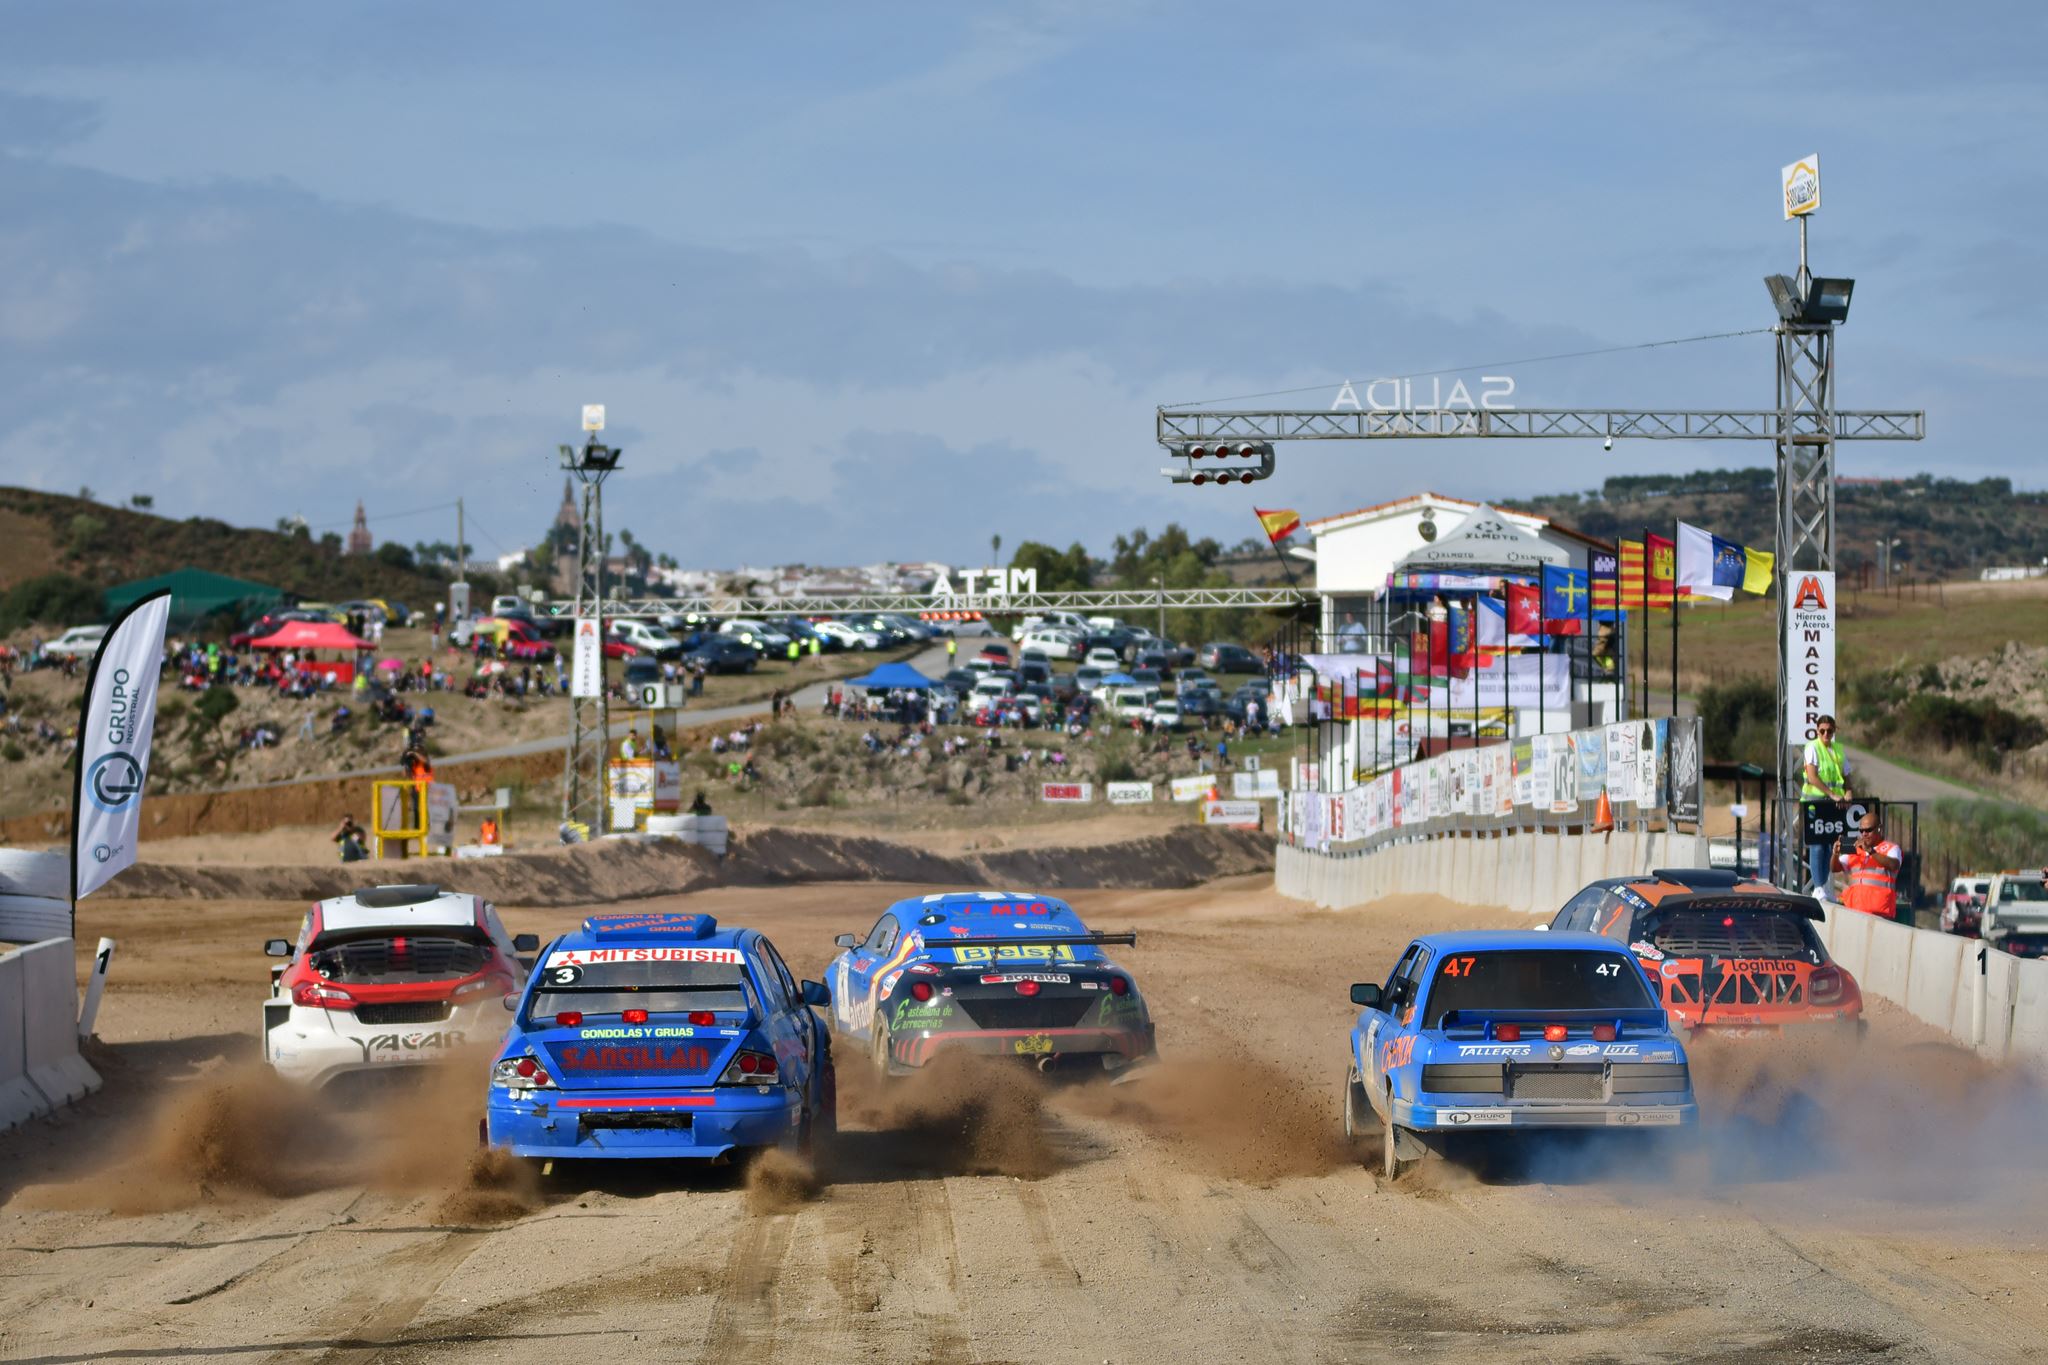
[1676,521,1773,600]
[1540,564,1589,636]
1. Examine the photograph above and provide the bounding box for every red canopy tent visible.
[245,620,370,684]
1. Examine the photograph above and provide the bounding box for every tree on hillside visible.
[1008,540,1093,591]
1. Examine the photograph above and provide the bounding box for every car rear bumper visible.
[1398,1098,1696,1130]
[485,1085,799,1159]
[891,1024,1154,1069]
[264,1002,490,1090]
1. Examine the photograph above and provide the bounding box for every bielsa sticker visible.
[546,947,745,967]
[1629,940,1665,961]
[979,973,1072,985]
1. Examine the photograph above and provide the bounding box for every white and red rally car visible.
[261,883,536,1092]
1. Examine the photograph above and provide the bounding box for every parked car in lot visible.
[1942,874,1995,937]
[1178,691,1221,722]
[776,616,834,652]
[1176,667,1213,692]
[969,675,1017,717]
[229,611,324,647]
[1149,698,1185,730]
[720,619,791,652]
[609,620,684,660]
[977,642,1014,666]
[1019,629,1083,661]
[1198,642,1265,674]
[1982,871,2048,959]
[1075,665,1106,694]
[686,638,759,674]
[1134,649,1173,678]
[1084,646,1123,670]
[43,625,109,659]
[816,619,883,649]
[1130,667,1163,692]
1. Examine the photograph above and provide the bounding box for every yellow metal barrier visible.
[372,779,429,859]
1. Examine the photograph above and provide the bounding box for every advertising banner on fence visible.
[1170,775,1217,802]
[1203,800,1263,829]
[1106,781,1155,805]
[1041,782,1093,803]
[1667,718,1702,824]
[72,589,172,906]
[1785,571,1836,745]
[1230,770,1281,800]
[1445,654,1573,710]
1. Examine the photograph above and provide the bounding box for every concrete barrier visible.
[0,950,49,1131]
[11,940,99,1110]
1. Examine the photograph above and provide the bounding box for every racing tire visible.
[1382,1121,1423,1182]
[1341,1066,1371,1143]
[870,1024,895,1078]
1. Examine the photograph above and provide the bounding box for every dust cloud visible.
[20,1051,535,1222]
[1055,1053,1352,1184]
[836,1051,1060,1180]
[744,1148,822,1214]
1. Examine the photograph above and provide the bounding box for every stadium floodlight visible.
[1765,273,1854,325]
[560,437,623,473]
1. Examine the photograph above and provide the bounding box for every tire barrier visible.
[0,938,100,1130]
[641,813,729,855]
[0,849,71,944]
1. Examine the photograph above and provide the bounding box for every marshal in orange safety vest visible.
[479,817,500,846]
[1837,837,1903,919]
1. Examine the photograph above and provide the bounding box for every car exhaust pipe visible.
[1036,1055,1058,1075]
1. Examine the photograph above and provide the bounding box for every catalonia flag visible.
[1254,507,1301,544]
[1676,521,1774,600]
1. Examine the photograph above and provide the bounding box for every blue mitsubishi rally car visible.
[485,912,835,1163]
[1343,930,1696,1178]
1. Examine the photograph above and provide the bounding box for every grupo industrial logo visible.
[87,751,145,813]
[91,842,121,864]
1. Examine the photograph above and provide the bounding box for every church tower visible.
[346,500,373,556]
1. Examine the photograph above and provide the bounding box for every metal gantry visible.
[538,585,1307,620]
[1153,249,1924,886]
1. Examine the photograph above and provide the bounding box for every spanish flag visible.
[1255,507,1301,544]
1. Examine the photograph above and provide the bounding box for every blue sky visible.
[0,2,2041,569]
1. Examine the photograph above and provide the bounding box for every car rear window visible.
[1648,905,1822,961]
[309,932,492,984]
[530,957,753,1019]
[1999,880,2047,904]
[1423,949,1654,1026]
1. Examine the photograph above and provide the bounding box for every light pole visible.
[1876,536,1903,590]
[1154,575,1166,641]
[559,412,624,834]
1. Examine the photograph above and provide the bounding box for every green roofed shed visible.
[102,567,289,631]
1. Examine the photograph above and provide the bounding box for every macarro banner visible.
[72,590,172,911]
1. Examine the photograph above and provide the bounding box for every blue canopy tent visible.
[846,661,935,690]
[1101,671,1138,686]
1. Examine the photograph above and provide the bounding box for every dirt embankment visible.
[83,823,1274,907]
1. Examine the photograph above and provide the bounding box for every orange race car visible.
[1545,868,1863,1037]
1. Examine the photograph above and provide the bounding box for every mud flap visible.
[1391,1125,1431,1163]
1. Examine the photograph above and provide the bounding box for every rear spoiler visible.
[1438,1007,1671,1030]
[1645,893,1823,922]
[923,932,1137,950]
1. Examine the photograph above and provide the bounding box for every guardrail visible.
[1817,907,2047,1067]
[0,938,102,1130]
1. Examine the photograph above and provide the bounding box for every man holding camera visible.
[1835,811,1903,920]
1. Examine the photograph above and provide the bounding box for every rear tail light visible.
[1016,980,1042,997]
[1543,1024,1569,1042]
[1592,1024,1617,1042]
[453,974,513,1002]
[1494,1024,1521,1042]
[909,981,935,1002]
[493,1054,556,1090]
[719,1050,780,1084]
[1809,964,1847,1005]
[1107,975,1131,997]
[291,980,355,1009]
[554,1010,584,1027]
[688,1010,717,1027]
[623,1008,649,1024]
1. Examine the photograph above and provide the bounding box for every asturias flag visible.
[1676,521,1773,600]
[1540,564,1590,636]
[1254,508,1301,544]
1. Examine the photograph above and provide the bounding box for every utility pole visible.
[449,496,470,625]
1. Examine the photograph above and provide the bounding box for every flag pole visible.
[1639,526,1651,722]
[1670,521,1681,719]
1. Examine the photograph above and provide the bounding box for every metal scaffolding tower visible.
[558,421,624,834]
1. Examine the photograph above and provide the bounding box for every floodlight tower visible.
[1766,157,1855,888]
[560,406,624,833]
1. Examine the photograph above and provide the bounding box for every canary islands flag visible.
[1676,521,1773,600]
[1254,508,1301,544]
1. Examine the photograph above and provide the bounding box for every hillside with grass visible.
[0,486,494,630]
[1505,469,2048,582]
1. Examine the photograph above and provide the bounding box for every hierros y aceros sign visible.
[73,590,173,907]
[571,618,603,698]
[1784,571,1835,745]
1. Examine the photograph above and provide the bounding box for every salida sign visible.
[1784,571,1835,744]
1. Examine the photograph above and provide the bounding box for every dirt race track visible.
[3,876,2047,1363]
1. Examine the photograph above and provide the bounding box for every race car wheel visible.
[870,1024,895,1077]
[1342,1066,1371,1142]
[1382,1121,1411,1181]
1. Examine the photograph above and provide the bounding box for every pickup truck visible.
[1941,873,1995,937]
[1981,870,2048,959]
